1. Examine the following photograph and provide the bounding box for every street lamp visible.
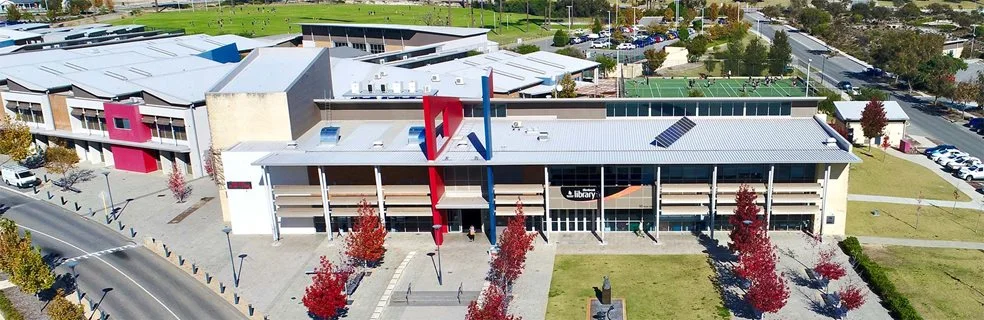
[805,58,812,97]
[66,260,80,300]
[567,5,573,31]
[102,172,115,217]
[432,224,443,286]
[607,10,611,33]
[222,226,239,287]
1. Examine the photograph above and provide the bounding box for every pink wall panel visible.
[112,145,158,173]
[104,102,152,143]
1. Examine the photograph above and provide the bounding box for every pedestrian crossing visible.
[60,243,140,265]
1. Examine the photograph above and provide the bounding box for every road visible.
[0,188,244,320]
[517,34,679,62]
[745,11,984,160]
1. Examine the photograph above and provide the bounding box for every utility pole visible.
[499,0,503,33]
[547,0,552,31]
[526,0,530,32]
[675,0,680,28]
[616,6,620,98]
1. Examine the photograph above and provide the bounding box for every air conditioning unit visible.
[511,121,523,130]
[408,81,417,93]
[454,77,465,85]
[431,74,440,82]
[391,81,402,93]
[350,81,359,94]
[423,85,432,94]
[374,73,382,80]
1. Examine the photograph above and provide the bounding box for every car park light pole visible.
[222,226,239,287]
[567,5,573,31]
[102,172,115,217]
[432,224,443,286]
[806,58,812,97]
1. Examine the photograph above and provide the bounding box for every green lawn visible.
[546,255,727,320]
[865,245,984,320]
[847,201,984,242]
[875,0,981,8]
[850,148,970,201]
[110,4,560,44]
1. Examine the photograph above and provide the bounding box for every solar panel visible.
[320,126,340,145]
[652,117,696,148]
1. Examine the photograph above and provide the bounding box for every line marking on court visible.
[19,225,182,320]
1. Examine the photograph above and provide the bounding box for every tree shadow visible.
[694,232,758,318]
[54,169,95,193]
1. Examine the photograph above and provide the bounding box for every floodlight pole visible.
[805,58,812,97]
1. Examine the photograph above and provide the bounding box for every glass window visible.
[369,43,385,54]
[334,42,348,47]
[173,126,187,141]
[158,123,174,139]
[774,164,817,183]
[607,104,615,117]
[661,165,712,183]
[549,166,600,186]
[113,118,130,130]
[351,43,367,51]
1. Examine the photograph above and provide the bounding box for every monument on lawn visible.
[601,276,612,305]
[589,275,625,320]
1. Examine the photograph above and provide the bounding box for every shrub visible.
[838,237,923,320]
[0,290,25,320]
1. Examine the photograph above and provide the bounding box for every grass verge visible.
[862,243,984,320]
[546,254,726,320]
[0,289,25,320]
[850,148,970,201]
[847,201,984,242]
[839,237,922,320]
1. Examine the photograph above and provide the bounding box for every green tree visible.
[688,88,705,97]
[761,5,782,18]
[798,8,831,35]
[5,5,21,21]
[722,36,744,76]
[512,43,539,54]
[918,54,967,104]
[743,38,768,76]
[44,145,80,182]
[9,231,54,294]
[645,23,669,35]
[0,113,34,163]
[0,218,20,274]
[67,0,91,15]
[663,7,674,24]
[685,34,710,62]
[853,87,889,102]
[595,54,617,78]
[817,88,841,115]
[612,28,628,43]
[555,46,585,59]
[896,2,921,21]
[46,0,63,21]
[871,30,944,91]
[709,3,720,21]
[768,30,792,76]
[557,74,576,98]
[47,289,85,320]
[678,25,690,41]
[591,17,603,33]
[552,29,568,47]
[644,48,668,75]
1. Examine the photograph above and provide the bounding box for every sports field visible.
[623,77,809,98]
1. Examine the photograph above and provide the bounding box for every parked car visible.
[599,30,611,38]
[837,81,853,91]
[929,148,962,161]
[936,152,969,166]
[925,144,956,156]
[590,40,611,49]
[1,163,39,188]
[616,43,637,50]
[969,118,984,133]
[947,157,981,171]
[569,37,584,45]
[958,165,984,181]
[586,33,600,40]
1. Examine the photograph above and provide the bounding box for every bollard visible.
[105,214,111,224]
[178,255,184,266]
[100,312,107,320]
[219,282,226,294]
[32,185,37,194]
[117,220,124,231]
[249,304,254,316]
[234,293,240,304]
[60,196,66,205]
[43,174,48,182]
[89,207,94,216]
[192,264,198,274]
[46,191,52,199]
[129,227,136,238]
[205,273,212,284]
[74,202,80,211]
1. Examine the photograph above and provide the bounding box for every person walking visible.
[468,225,476,242]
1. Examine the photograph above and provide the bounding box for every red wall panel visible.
[112,145,158,173]
[104,102,152,143]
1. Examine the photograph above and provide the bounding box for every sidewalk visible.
[847,194,983,210]
[855,236,984,250]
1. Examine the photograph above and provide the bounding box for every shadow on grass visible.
[695,232,758,319]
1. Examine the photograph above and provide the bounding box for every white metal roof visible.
[0,28,42,42]
[415,50,599,93]
[131,64,238,105]
[299,23,489,37]
[4,51,157,91]
[834,101,909,121]
[211,47,325,93]
[60,56,224,98]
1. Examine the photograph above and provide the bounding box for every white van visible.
[1,163,39,188]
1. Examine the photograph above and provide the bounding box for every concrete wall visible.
[820,163,849,236]
[205,92,293,150]
[223,150,275,235]
[285,51,333,140]
[843,120,906,147]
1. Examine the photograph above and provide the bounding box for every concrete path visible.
[856,236,984,250]
[847,145,984,209]
[0,280,12,290]
[847,194,984,210]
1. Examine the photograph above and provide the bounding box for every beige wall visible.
[205,92,293,150]
[843,120,906,147]
[818,163,850,236]
[48,94,71,131]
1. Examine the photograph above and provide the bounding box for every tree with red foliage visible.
[746,268,790,315]
[167,163,191,203]
[728,184,764,254]
[345,199,388,267]
[860,98,888,151]
[735,214,789,317]
[830,121,851,142]
[813,247,847,288]
[489,201,537,288]
[302,256,348,320]
[466,285,521,320]
[838,282,867,312]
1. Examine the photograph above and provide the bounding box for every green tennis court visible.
[623,78,809,98]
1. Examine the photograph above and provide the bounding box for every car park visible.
[929,148,961,161]
[948,157,981,171]
[958,165,984,181]
[1,163,39,188]
[936,152,969,166]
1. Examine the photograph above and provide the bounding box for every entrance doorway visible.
[460,209,483,233]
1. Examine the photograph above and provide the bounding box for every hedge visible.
[0,289,25,320]
[839,237,923,320]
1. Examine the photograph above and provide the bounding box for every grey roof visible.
[0,49,82,72]
[330,58,482,99]
[0,28,42,42]
[328,46,371,58]
[252,117,859,167]
[61,56,224,98]
[834,101,909,121]
[131,64,238,105]
[4,51,157,91]
[1,23,49,31]
[33,24,110,35]
[415,50,599,93]
[69,34,271,58]
[300,23,489,38]
[211,47,325,93]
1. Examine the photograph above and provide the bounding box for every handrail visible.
[457,282,463,304]
[405,282,412,304]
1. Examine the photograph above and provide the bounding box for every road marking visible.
[18,225,182,320]
[59,244,140,265]
[0,185,33,197]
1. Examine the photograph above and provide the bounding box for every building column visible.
[655,165,661,241]
[820,164,831,236]
[74,140,88,162]
[263,166,280,241]
[318,166,332,240]
[543,166,551,241]
[766,164,775,229]
[710,165,718,240]
[599,166,606,244]
[374,165,385,227]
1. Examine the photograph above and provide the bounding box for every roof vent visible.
[423,85,432,94]
[129,97,144,105]
[537,131,549,141]
[350,81,359,94]
[511,121,523,130]
[320,126,340,145]
[431,74,440,82]
[456,140,469,148]
[524,127,538,135]
[380,70,388,77]
[454,77,465,85]
[824,137,837,146]
[372,140,384,149]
